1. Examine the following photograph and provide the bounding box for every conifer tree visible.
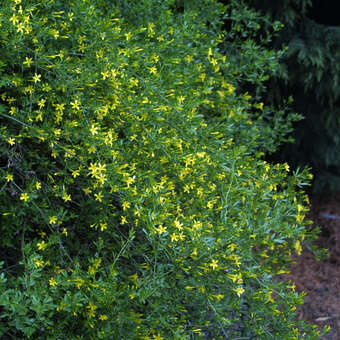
[242,0,340,193]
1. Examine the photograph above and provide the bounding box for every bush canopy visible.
[0,0,326,339]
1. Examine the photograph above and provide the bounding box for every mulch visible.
[283,192,340,339]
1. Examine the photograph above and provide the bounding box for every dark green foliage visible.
[244,0,340,193]
[218,0,304,155]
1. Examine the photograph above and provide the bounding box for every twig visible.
[320,213,340,221]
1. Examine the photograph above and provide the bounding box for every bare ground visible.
[284,192,340,339]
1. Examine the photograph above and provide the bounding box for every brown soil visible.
[284,192,340,339]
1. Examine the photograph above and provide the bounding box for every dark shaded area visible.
[307,0,340,26]
[237,0,340,193]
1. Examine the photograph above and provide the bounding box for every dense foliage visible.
[245,0,340,193]
[0,0,327,338]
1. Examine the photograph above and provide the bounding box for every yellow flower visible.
[122,201,131,211]
[35,182,41,190]
[70,99,81,110]
[73,277,84,288]
[35,111,43,122]
[100,222,107,231]
[125,32,132,40]
[16,22,25,34]
[186,55,193,63]
[296,213,304,224]
[99,314,108,321]
[227,273,243,284]
[49,216,57,224]
[88,146,96,154]
[55,103,65,112]
[83,187,92,195]
[294,240,302,255]
[49,277,57,286]
[94,191,104,202]
[125,176,135,187]
[148,66,157,75]
[157,225,167,234]
[228,243,237,251]
[33,73,41,83]
[7,138,15,146]
[38,98,46,108]
[88,266,96,275]
[173,219,183,230]
[5,174,14,182]
[9,106,17,115]
[9,13,19,25]
[20,192,30,202]
[192,220,202,230]
[178,232,185,241]
[62,193,71,202]
[266,291,274,303]
[170,233,178,242]
[153,335,164,340]
[38,231,46,238]
[34,258,44,267]
[88,162,100,178]
[87,302,97,318]
[234,287,245,297]
[71,169,80,178]
[90,124,99,135]
[37,240,47,250]
[213,294,224,301]
[209,259,218,270]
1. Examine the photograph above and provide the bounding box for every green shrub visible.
[219,0,304,155]
[0,0,326,338]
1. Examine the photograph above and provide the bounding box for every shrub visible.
[0,0,326,338]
